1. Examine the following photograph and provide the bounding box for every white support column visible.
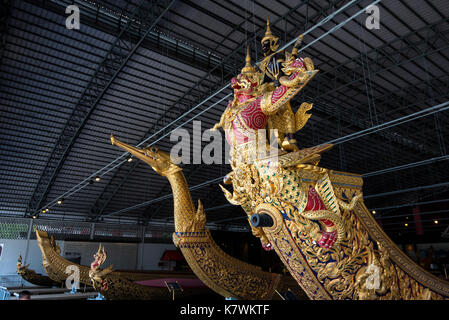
[23,218,33,266]
[90,223,95,240]
[140,226,145,270]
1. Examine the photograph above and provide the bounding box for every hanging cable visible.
[38,0,380,214]
[252,0,257,62]
[324,100,449,146]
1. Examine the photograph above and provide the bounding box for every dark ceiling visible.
[0,0,448,243]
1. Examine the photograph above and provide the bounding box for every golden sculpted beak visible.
[110,134,152,165]
[110,134,145,156]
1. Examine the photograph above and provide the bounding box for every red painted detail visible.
[291,58,305,68]
[305,187,326,211]
[101,279,108,291]
[271,85,288,103]
[160,250,184,261]
[318,231,337,249]
[225,98,268,145]
[239,98,268,130]
[261,241,274,251]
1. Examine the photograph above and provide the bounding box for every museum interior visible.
[0,0,448,302]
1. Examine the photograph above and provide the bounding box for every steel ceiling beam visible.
[30,0,440,222]
[302,73,449,155]
[94,0,446,220]
[273,3,449,157]
[301,17,449,145]
[47,0,363,218]
[364,182,449,200]
[90,0,337,218]
[371,198,449,212]
[29,0,232,79]
[25,0,176,218]
[141,162,215,220]
[305,17,449,101]
[0,0,11,65]
[98,143,449,219]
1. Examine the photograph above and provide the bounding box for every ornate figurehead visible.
[230,46,262,106]
[16,254,27,275]
[89,244,113,291]
[90,244,107,271]
[211,46,265,142]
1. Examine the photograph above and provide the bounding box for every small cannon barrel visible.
[250,213,274,228]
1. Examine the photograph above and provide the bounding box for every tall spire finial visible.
[261,17,279,51]
[266,17,271,33]
[241,46,255,74]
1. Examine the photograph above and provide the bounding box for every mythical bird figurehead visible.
[110,135,181,176]
[230,46,262,105]
[261,17,279,55]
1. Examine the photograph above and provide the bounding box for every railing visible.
[0,286,11,300]
[0,275,23,289]
[0,216,172,242]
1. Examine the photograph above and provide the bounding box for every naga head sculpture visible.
[16,254,26,274]
[91,244,107,271]
[89,244,113,292]
[110,135,181,176]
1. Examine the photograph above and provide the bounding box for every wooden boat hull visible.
[17,258,61,287]
[35,229,223,300]
[249,166,449,299]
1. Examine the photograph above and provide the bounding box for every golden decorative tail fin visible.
[295,102,313,131]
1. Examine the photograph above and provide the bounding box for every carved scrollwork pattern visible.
[176,230,280,300]
[224,160,449,300]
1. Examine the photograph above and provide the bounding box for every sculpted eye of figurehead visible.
[232,74,257,93]
[231,76,244,90]
[143,146,159,160]
[240,78,251,90]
